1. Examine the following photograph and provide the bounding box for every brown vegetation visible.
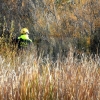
[0,1,100,99]
[0,43,100,100]
[0,0,100,56]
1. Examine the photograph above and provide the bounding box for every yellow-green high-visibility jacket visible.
[17,34,32,49]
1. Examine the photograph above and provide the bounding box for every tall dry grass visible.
[0,41,100,100]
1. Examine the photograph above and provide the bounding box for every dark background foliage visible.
[0,0,100,59]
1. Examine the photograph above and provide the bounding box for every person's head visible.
[20,28,29,35]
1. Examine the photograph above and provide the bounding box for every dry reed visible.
[0,44,100,100]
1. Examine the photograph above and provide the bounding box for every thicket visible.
[0,34,100,100]
[0,0,100,58]
[0,1,100,100]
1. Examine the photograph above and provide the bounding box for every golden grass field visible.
[0,0,100,99]
[0,42,100,100]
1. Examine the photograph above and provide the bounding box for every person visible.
[13,28,32,52]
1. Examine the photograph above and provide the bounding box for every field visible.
[0,0,100,99]
[0,45,100,100]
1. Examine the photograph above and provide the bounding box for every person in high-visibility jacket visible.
[16,28,32,50]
